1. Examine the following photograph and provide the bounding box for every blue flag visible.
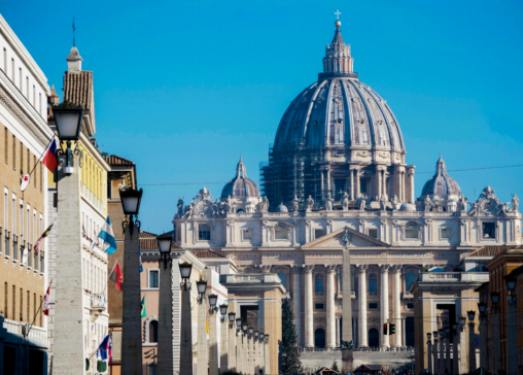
[96,334,112,362]
[98,217,117,255]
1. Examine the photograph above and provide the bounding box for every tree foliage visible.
[279,298,302,375]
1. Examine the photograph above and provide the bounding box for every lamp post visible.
[477,302,488,371]
[219,304,229,372]
[228,312,237,371]
[208,293,220,375]
[506,279,517,374]
[179,262,193,375]
[51,103,88,374]
[467,310,477,374]
[157,232,174,374]
[341,227,354,373]
[196,278,209,375]
[433,331,440,375]
[454,316,466,374]
[490,292,500,374]
[426,332,433,374]
[119,185,144,375]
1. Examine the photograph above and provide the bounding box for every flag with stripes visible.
[97,217,117,255]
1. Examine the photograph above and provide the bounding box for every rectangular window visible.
[18,67,21,89]
[314,228,326,240]
[3,282,7,318]
[39,164,43,192]
[2,47,6,71]
[26,290,29,322]
[12,135,15,170]
[368,228,378,239]
[482,222,496,239]
[20,141,23,173]
[368,302,379,309]
[4,127,7,163]
[440,226,450,239]
[314,303,325,310]
[198,224,211,241]
[32,85,35,105]
[10,58,14,81]
[26,149,30,176]
[19,287,23,320]
[13,235,18,261]
[148,270,159,289]
[33,293,36,325]
[241,228,252,241]
[12,285,15,320]
[3,190,7,231]
[4,231,9,257]
[274,224,289,240]
[26,76,29,97]
[11,195,15,234]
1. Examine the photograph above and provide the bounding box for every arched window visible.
[405,222,419,239]
[404,270,418,292]
[368,273,378,295]
[314,328,326,348]
[149,320,158,343]
[315,274,325,294]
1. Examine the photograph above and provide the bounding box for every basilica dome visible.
[221,158,260,200]
[420,157,462,203]
[273,22,405,158]
[262,19,413,210]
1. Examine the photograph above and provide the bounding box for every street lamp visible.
[219,304,228,320]
[196,279,207,303]
[236,318,242,333]
[467,311,476,322]
[157,232,173,269]
[228,312,236,326]
[507,279,517,305]
[119,187,143,229]
[208,294,218,312]
[53,103,83,175]
[477,302,487,319]
[179,262,192,290]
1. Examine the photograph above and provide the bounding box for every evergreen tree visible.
[279,298,302,374]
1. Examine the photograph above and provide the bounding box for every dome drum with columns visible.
[262,19,412,211]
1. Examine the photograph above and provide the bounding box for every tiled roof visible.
[104,154,135,167]
[63,71,93,110]
[139,231,157,251]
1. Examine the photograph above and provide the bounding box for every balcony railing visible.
[2,318,48,348]
[420,272,489,283]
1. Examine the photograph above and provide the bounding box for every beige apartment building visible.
[0,14,53,374]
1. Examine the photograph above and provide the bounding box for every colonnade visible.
[291,264,408,349]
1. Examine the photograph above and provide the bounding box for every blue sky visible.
[2,0,523,233]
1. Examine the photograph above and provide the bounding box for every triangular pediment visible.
[302,226,390,249]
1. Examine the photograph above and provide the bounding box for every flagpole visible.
[24,281,51,339]
[27,137,56,178]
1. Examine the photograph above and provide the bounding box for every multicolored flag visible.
[109,262,123,291]
[42,138,59,172]
[140,296,147,318]
[34,224,53,254]
[43,284,52,316]
[97,217,117,254]
[96,334,112,363]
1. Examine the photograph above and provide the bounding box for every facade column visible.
[407,166,415,204]
[392,266,402,348]
[303,266,314,348]
[179,282,193,374]
[196,297,209,375]
[354,169,360,199]
[380,265,390,348]
[209,310,219,375]
[350,168,355,200]
[220,313,229,373]
[326,266,337,349]
[427,333,433,375]
[291,266,303,346]
[357,265,368,347]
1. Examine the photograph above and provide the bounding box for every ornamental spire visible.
[322,11,354,76]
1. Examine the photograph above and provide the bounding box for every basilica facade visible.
[174,19,521,356]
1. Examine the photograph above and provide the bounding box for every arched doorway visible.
[368,328,379,348]
[314,328,326,348]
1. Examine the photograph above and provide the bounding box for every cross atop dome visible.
[322,11,355,77]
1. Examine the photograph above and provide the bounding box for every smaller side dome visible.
[419,157,463,211]
[221,158,260,200]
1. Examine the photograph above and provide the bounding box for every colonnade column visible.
[303,266,314,348]
[380,265,390,348]
[326,266,337,349]
[291,266,303,346]
[392,266,402,347]
[407,166,415,204]
[357,265,368,347]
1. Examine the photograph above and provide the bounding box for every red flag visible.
[43,284,51,316]
[109,262,123,291]
[42,139,58,172]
